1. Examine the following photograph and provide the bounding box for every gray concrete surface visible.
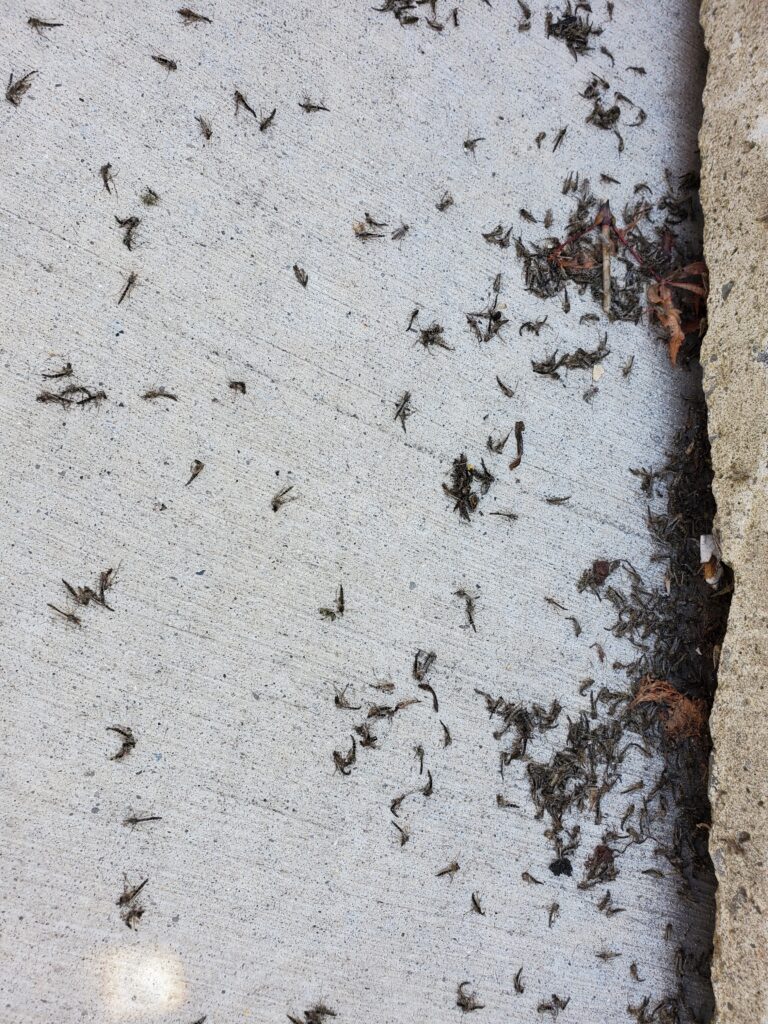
[0,2,715,1022]
[700,3,768,1022]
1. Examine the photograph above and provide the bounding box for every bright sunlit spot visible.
[100,946,186,1018]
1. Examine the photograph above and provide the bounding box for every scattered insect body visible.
[332,737,357,776]
[229,380,246,393]
[546,495,571,505]
[487,430,510,454]
[141,188,160,206]
[421,770,433,797]
[517,0,531,31]
[392,821,410,846]
[412,649,436,681]
[454,589,476,632]
[122,905,145,929]
[440,720,452,747]
[6,70,37,106]
[437,861,459,879]
[463,136,484,155]
[535,131,546,148]
[115,215,140,251]
[391,223,409,241]
[42,362,73,379]
[186,460,204,486]
[123,815,162,827]
[333,685,361,710]
[417,681,439,712]
[496,376,515,397]
[552,127,567,152]
[519,317,548,336]
[482,224,513,248]
[522,871,542,885]
[436,191,454,211]
[143,388,177,401]
[117,877,148,906]
[548,901,560,927]
[626,65,646,75]
[519,208,537,223]
[47,604,81,626]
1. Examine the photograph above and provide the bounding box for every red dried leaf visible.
[631,676,707,741]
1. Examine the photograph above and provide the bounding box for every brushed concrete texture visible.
[0,2,710,1023]
[700,3,768,1022]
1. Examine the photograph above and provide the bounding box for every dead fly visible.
[5,70,37,106]
[545,495,570,505]
[457,982,484,1013]
[391,222,409,241]
[28,17,63,33]
[234,89,257,118]
[440,721,452,746]
[47,604,81,626]
[41,362,72,379]
[535,131,546,148]
[519,317,548,336]
[107,725,136,760]
[545,596,567,611]
[61,567,117,611]
[417,681,439,712]
[117,877,147,907]
[394,391,413,432]
[118,271,137,305]
[333,685,360,710]
[299,95,329,113]
[143,387,177,401]
[487,430,510,454]
[454,588,476,632]
[319,584,345,621]
[545,1,601,59]
[532,334,609,379]
[99,162,116,194]
[37,383,107,407]
[437,860,460,879]
[259,108,276,131]
[229,380,246,393]
[332,736,357,775]
[537,995,570,1019]
[508,420,525,471]
[463,135,485,155]
[141,188,160,206]
[520,208,537,224]
[496,376,515,397]
[151,55,178,71]
[392,821,410,846]
[272,485,297,512]
[353,213,387,241]
[470,892,485,915]
[522,871,542,885]
[548,902,560,928]
[482,224,513,248]
[293,264,308,287]
[196,115,213,141]
[626,65,646,75]
[413,648,436,681]
[115,215,140,250]
[185,459,204,486]
[436,191,454,212]
[123,815,162,827]
[417,322,451,351]
[514,968,525,994]
[467,273,508,344]
[178,8,212,24]
[517,0,531,30]
[552,126,567,151]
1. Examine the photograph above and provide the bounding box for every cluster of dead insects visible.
[373,0,463,32]
[581,74,646,153]
[466,273,509,344]
[545,1,602,60]
[287,1003,337,1024]
[47,567,116,627]
[515,170,707,361]
[442,453,495,521]
[36,362,107,408]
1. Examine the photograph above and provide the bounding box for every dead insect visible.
[548,902,560,928]
[392,821,410,846]
[417,323,452,351]
[622,354,634,377]
[417,681,439,712]
[47,604,81,626]
[28,17,63,33]
[142,388,177,401]
[319,584,345,621]
[259,108,276,131]
[394,391,413,432]
[117,271,137,305]
[436,191,454,212]
[470,892,485,915]
[487,430,510,454]
[514,967,525,994]
[99,162,116,194]
[545,0,601,58]
[332,736,357,775]
[437,860,460,879]
[489,510,518,521]
[482,224,513,248]
[123,815,162,827]
[117,877,147,906]
[60,567,116,611]
[353,216,385,241]
[629,962,644,982]
[107,725,136,760]
[391,222,409,241]
[552,126,567,152]
[626,65,646,75]
[451,8,459,27]
[535,131,546,148]
[415,744,425,773]
[115,215,140,251]
[287,1003,336,1024]
[566,615,581,637]
[406,309,420,332]
[293,264,308,287]
[299,95,329,113]
[440,720,452,747]
[545,495,570,505]
[6,70,37,106]
[600,173,620,184]
[517,0,531,31]
[454,588,476,632]
[229,380,246,393]
[426,17,443,31]
[497,794,518,809]
[370,680,395,693]
[537,994,570,1018]
[140,188,160,206]
[333,685,361,710]
[508,421,525,471]
[519,317,548,336]
[596,949,621,961]
[151,55,178,71]
[234,89,257,118]
[41,362,73,379]
[600,45,615,65]
[185,459,204,486]
[196,115,213,141]
[272,485,296,511]
[122,905,145,929]
[519,208,537,224]
[178,8,212,24]
[522,871,542,885]
[463,135,485,155]
[412,649,436,682]
[456,982,484,1013]
[496,376,515,398]
[545,596,567,610]
[543,209,554,229]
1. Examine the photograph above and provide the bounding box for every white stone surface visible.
[0,2,707,1022]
